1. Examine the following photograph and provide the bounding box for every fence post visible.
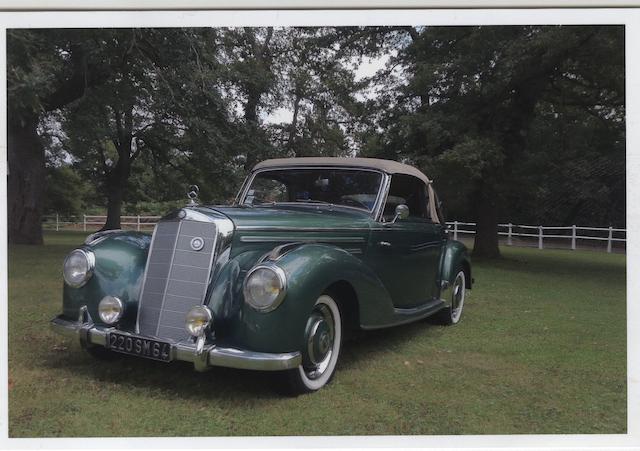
[607,226,613,253]
[507,223,513,246]
[56,213,59,232]
[137,215,141,232]
[571,225,576,250]
[538,226,543,250]
[83,215,87,232]
[453,221,458,241]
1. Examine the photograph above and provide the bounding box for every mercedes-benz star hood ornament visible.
[187,184,199,205]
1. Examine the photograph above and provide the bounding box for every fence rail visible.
[42,214,626,253]
[447,221,626,253]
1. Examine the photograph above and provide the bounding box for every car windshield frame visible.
[237,166,388,217]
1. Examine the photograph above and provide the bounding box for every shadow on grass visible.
[41,318,438,400]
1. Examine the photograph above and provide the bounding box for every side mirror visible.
[392,204,410,223]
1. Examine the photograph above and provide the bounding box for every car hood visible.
[204,204,373,230]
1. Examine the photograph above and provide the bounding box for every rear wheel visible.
[280,294,342,395]
[436,268,466,325]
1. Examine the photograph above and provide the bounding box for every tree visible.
[266,27,367,158]
[221,27,280,171]
[362,25,624,258]
[63,28,235,229]
[7,29,110,244]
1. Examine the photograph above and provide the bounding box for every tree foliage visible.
[360,25,624,257]
[8,26,625,258]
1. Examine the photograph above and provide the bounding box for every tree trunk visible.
[287,93,301,153]
[102,107,133,231]
[103,180,124,230]
[7,114,45,245]
[102,160,130,230]
[473,184,501,258]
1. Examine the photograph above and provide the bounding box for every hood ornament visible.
[187,185,199,206]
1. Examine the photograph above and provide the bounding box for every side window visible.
[383,174,430,222]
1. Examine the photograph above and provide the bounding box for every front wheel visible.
[435,269,466,325]
[280,294,342,395]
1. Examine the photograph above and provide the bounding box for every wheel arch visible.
[324,280,360,333]
[440,240,472,287]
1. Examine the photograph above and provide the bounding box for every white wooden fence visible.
[447,221,626,253]
[43,214,162,232]
[42,214,626,253]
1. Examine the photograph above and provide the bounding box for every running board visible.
[393,298,446,317]
[361,298,446,330]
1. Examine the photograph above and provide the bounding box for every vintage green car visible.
[51,157,472,394]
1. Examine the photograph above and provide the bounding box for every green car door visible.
[367,174,446,309]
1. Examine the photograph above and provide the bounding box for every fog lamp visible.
[98,296,124,324]
[185,305,213,337]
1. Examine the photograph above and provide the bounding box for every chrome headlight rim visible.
[243,264,287,313]
[62,248,96,288]
[185,305,214,337]
[98,295,125,325]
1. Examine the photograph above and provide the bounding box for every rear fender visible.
[438,239,472,302]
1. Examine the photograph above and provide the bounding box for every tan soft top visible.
[253,157,432,185]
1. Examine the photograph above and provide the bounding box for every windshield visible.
[242,168,383,212]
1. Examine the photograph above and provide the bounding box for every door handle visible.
[377,241,392,247]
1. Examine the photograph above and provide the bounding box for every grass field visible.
[7,231,626,437]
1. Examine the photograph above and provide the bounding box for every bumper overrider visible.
[50,311,301,372]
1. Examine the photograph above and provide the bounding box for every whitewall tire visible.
[282,293,342,394]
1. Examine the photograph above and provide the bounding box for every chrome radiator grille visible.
[137,219,218,342]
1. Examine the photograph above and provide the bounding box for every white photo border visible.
[0,6,637,451]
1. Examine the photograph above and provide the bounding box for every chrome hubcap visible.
[451,272,465,323]
[303,304,335,380]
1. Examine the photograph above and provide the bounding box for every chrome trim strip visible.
[51,315,301,372]
[236,225,430,232]
[239,236,366,243]
[410,242,442,252]
[374,173,392,222]
[236,226,371,231]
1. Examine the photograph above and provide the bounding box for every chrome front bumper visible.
[50,315,301,372]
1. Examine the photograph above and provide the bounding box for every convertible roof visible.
[253,157,432,185]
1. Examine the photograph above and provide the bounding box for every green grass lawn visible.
[8,231,626,437]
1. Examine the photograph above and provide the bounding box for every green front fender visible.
[439,239,472,289]
[62,233,151,328]
[223,243,395,353]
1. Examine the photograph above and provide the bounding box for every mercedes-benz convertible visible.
[51,157,472,394]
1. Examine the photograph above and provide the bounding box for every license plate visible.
[107,332,172,362]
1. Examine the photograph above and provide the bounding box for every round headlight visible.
[185,306,213,337]
[63,248,95,288]
[98,296,124,325]
[243,265,287,312]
